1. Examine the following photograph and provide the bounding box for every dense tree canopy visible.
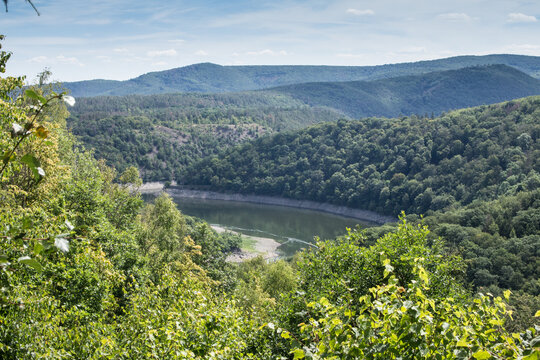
[184,97,539,217]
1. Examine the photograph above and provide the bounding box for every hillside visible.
[68,65,540,181]
[269,64,540,118]
[67,92,344,180]
[183,96,540,217]
[64,54,540,97]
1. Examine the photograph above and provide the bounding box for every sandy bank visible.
[211,225,280,262]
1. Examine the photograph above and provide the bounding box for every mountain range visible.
[64,54,540,97]
[267,64,540,118]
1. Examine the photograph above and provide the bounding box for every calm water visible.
[167,196,375,257]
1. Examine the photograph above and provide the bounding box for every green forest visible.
[67,92,342,180]
[67,65,540,182]
[1,35,540,360]
[184,97,539,216]
[270,65,540,118]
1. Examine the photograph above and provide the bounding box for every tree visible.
[2,0,40,15]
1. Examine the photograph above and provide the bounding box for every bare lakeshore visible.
[138,182,397,261]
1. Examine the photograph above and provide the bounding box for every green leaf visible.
[535,310,540,317]
[291,349,305,359]
[20,154,39,168]
[25,89,46,104]
[2,151,14,164]
[472,350,491,359]
[0,254,8,263]
[25,89,39,100]
[18,256,43,272]
[522,351,539,360]
[33,242,44,255]
[418,266,429,284]
[456,339,469,347]
[281,331,291,339]
[384,262,394,278]
[20,154,44,180]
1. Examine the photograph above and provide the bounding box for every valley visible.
[1,22,539,357]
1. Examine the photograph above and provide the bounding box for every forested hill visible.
[67,92,344,180]
[268,64,540,118]
[64,54,540,97]
[67,65,540,181]
[183,96,540,217]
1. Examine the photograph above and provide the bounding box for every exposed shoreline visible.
[211,225,280,262]
[139,183,396,225]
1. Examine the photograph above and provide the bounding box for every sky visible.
[1,0,539,82]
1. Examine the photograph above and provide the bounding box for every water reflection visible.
[163,196,375,257]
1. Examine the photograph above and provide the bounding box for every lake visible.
[167,195,376,257]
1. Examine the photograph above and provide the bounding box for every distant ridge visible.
[267,64,540,118]
[64,54,540,97]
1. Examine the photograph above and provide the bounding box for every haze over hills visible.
[268,64,540,118]
[64,54,540,97]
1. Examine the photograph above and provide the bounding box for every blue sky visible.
[1,0,539,82]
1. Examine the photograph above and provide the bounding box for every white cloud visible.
[56,55,84,66]
[438,13,472,22]
[195,50,208,56]
[113,48,129,53]
[96,55,112,63]
[346,9,374,16]
[246,49,287,56]
[168,39,185,44]
[147,49,177,57]
[152,61,168,66]
[507,13,537,23]
[27,56,48,63]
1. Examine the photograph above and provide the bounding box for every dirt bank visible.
[211,225,280,262]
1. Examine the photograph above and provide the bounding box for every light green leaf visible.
[25,89,46,104]
[535,310,540,317]
[18,256,43,272]
[20,154,44,180]
[472,350,491,359]
[281,331,291,339]
[292,349,305,359]
[456,339,469,347]
[522,352,539,360]
[384,262,394,278]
